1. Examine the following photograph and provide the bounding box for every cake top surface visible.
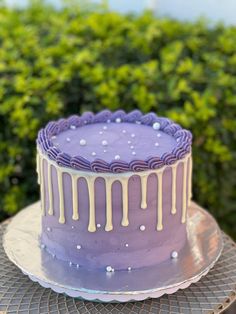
[37,110,192,173]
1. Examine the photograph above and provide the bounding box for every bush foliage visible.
[0,2,236,238]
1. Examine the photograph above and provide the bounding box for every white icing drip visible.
[40,157,45,215]
[36,153,40,184]
[156,172,163,231]
[121,178,129,226]
[72,175,79,220]
[171,166,177,214]
[47,163,53,215]
[105,178,114,231]
[181,160,188,224]
[37,148,191,232]
[140,175,148,209]
[57,170,65,223]
[87,176,96,232]
[188,156,192,206]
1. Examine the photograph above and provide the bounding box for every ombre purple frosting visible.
[37,110,192,173]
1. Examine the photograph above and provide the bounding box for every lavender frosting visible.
[37,110,192,173]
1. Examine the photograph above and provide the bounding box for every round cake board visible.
[3,201,223,303]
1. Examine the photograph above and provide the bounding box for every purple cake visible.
[36,110,192,272]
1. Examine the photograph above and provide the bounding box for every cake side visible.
[38,149,192,270]
[37,110,193,271]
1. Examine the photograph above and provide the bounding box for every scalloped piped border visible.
[37,110,192,173]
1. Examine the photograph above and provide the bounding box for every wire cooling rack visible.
[0,220,236,314]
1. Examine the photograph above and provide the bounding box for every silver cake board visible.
[3,201,223,303]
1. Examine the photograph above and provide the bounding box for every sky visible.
[5,0,236,25]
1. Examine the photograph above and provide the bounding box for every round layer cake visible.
[37,110,192,271]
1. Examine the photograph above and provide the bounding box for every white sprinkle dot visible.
[125,243,129,247]
[128,267,132,271]
[76,245,82,250]
[41,244,46,249]
[71,226,74,229]
[47,227,51,232]
[136,121,141,124]
[99,131,103,135]
[52,254,55,259]
[131,133,135,138]
[153,122,160,130]
[132,151,136,156]
[80,139,86,146]
[130,146,134,149]
[103,150,107,153]
[69,261,73,266]
[66,137,71,142]
[127,140,131,144]
[106,266,113,272]
[140,225,145,231]
[177,138,180,142]
[102,140,108,146]
[157,133,161,138]
[107,119,111,123]
[171,251,178,259]
[155,142,159,147]
[51,135,57,140]
[116,117,121,123]
[91,152,96,156]
[122,130,126,134]
[70,125,76,130]
[115,155,120,160]
[103,126,108,130]
[97,223,101,228]
[76,264,80,268]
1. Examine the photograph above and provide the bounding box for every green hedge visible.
[0,2,236,238]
